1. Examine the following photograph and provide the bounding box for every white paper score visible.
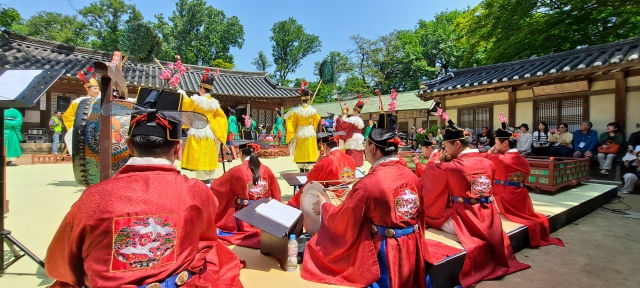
[255,199,301,227]
[0,70,43,100]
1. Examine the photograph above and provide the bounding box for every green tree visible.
[155,0,244,66]
[347,35,375,85]
[313,51,353,80]
[270,18,322,85]
[251,50,272,71]
[342,74,371,97]
[79,0,143,51]
[458,0,640,65]
[395,30,437,90]
[416,10,469,74]
[211,58,234,69]
[120,21,162,62]
[21,12,91,47]
[0,6,21,31]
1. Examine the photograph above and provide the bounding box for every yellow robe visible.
[286,104,320,163]
[181,93,228,171]
[62,96,92,130]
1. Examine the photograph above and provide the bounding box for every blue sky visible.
[3,0,481,81]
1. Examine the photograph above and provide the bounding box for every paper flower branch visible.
[388,88,398,112]
[242,114,251,128]
[498,112,508,123]
[155,55,190,89]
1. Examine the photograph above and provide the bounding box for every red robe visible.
[288,148,357,209]
[414,149,440,178]
[211,160,282,248]
[487,150,564,248]
[45,158,243,288]
[422,150,529,288]
[302,159,429,288]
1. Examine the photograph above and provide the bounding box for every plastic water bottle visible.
[287,234,298,272]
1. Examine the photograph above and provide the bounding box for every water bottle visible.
[287,234,298,272]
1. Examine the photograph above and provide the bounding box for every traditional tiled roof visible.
[418,36,640,99]
[0,31,299,99]
[283,91,433,119]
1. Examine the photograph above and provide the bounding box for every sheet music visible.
[296,175,308,183]
[255,199,301,227]
[356,170,365,178]
[0,70,43,100]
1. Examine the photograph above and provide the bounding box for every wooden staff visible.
[309,80,323,104]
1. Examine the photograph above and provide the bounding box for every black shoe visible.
[6,162,17,166]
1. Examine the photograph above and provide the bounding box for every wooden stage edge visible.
[427,184,619,288]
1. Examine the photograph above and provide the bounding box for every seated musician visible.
[288,131,356,209]
[211,140,281,248]
[411,139,438,178]
[301,128,428,288]
[487,121,564,248]
[45,106,243,287]
[421,119,529,288]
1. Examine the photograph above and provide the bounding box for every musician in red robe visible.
[211,140,282,249]
[335,98,366,167]
[288,131,357,209]
[412,139,438,178]
[487,122,564,248]
[45,105,243,288]
[302,118,429,288]
[421,119,529,288]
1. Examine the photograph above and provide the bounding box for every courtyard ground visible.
[0,155,639,287]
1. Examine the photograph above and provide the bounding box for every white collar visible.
[329,147,342,153]
[125,157,173,166]
[244,156,251,161]
[373,155,399,169]
[458,149,479,157]
[506,148,519,153]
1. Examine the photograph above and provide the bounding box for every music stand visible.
[0,69,64,274]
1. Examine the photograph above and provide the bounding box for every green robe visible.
[4,108,23,158]
[272,116,286,145]
[250,120,257,131]
[228,115,239,139]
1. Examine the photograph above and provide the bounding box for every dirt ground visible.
[479,190,640,288]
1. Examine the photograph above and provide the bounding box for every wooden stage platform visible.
[230,183,618,288]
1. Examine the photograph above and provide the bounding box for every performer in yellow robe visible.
[286,82,321,172]
[62,68,100,156]
[178,69,228,184]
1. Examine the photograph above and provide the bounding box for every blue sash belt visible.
[85,271,192,288]
[450,196,492,205]
[371,224,418,238]
[494,179,525,188]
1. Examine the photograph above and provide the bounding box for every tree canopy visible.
[269,18,322,85]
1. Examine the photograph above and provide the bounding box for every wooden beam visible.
[508,91,516,127]
[615,71,627,134]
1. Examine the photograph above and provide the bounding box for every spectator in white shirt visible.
[517,123,533,156]
[532,121,551,156]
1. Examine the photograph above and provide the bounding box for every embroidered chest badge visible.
[111,214,178,272]
[394,187,420,220]
[340,167,355,180]
[508,171,527,183]
[247,178,268,198]
[470,175,492,197]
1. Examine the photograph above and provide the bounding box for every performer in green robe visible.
[272,108,286,145]
[4,108,23,166]
[249,114,257,132]
[227,108,239,159]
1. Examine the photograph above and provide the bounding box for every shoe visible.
[601,169,609,174]
[6,163,17,166]
[622,190,630,194]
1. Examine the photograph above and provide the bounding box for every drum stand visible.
[1,109,45,275]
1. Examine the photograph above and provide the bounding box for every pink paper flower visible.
[498,112,507,123]
[388,101,397,112]
[442,112,449,121]
[390,88,398,100]
[160,70,172,80]
[167,63,174,69]
[242,115,251,127]
[436,107,443,116]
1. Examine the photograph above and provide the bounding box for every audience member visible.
[622,123,640,167]
[532,122,551,156]
[572,120,598,158]
[596,122,624,175]
[549,123,574,157]
[477,126,494,152]
[517,123,533,156]
[622,152,640,194]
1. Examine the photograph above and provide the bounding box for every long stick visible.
[310,80,323,104]
[335,84,343,112]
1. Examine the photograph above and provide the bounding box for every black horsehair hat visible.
[368,128,402,148]
[317,131,346,144]
[372,113,397,131]
[421,139,434,147]
[495,122,514,139]
[232,139,268,153]
[443,119,466,141]
[101,101,207,141]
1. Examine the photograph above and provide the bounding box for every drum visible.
[72,98,130,186]
[300,182,349,235]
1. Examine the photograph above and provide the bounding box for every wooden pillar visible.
[615,71,627,134]
[508,91,516,127]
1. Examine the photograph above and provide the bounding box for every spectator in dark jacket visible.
[622,123,640,167]
[572,120,598,158]
[596,122,624,175]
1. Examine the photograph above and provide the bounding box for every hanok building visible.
[416,37,640,135]
[0,31,300,136]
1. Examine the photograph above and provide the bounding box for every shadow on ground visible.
[47,181,79,187]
